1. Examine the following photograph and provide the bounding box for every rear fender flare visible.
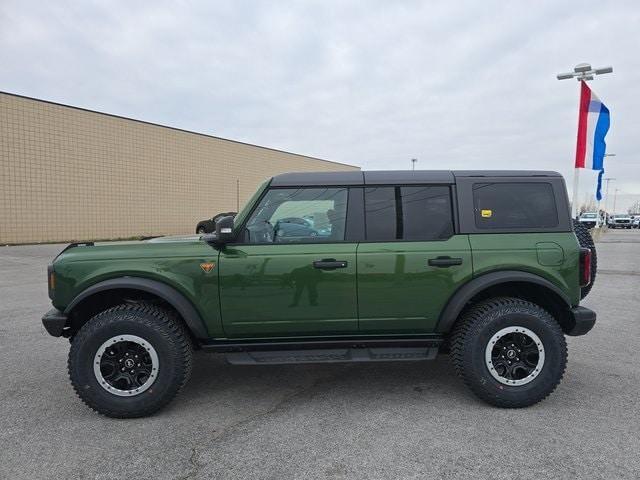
[435,271,571,333]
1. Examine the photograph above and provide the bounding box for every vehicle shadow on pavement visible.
[178,351,472,411]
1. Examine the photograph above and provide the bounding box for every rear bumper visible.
[567,306,596,336]
[42,308,68,337]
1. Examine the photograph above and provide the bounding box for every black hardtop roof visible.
[270,170,562,187]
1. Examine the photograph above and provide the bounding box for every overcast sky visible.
[2,0,639,210]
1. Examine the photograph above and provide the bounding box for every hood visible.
[54,234,208,263]
[144,235,202,243]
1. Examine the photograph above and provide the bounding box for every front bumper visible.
[42,308,68,337]
[567,306,596,336]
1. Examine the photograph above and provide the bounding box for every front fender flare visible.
[64,277,209,339]
[435,271,572,333]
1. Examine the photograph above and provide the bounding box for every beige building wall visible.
[0,92,358,244]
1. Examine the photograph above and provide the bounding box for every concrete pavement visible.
[1,230,639,479]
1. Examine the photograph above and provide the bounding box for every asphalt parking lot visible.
[1,230,639,479]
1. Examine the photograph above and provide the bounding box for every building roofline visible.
[0,90,359,170]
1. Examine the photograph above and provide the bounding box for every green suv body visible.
[43,170,596,417]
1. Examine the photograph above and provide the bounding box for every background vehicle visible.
[633,217,640,228]
[578,212,598,229]
[608,214,633,229]
[273,217,320,240]
[195,211,237,234]
[43,170,597,417]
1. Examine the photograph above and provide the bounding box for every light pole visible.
[556,63,613,218]
[613,188,619,214]
[411,158,417,171]
[602,176,616,226]
[595,153,616,226]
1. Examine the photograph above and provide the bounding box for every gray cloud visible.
[2,0,639,210]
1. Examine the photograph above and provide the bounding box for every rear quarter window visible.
[473,182,558,229]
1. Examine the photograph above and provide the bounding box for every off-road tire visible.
[573,219,597,298]
[68,303,193,418]
[450,297,567,408]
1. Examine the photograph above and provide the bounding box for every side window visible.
[473,182,558,229]
[364,186,453,241]
[363,187,397,240]
[244,188,348,244]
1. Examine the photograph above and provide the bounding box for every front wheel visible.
[450,297,567,408]
[68,303,193,418]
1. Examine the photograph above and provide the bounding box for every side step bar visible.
[201,335,443,353]
[225,347,438,365]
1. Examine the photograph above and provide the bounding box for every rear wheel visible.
[68,303,193,418]
[450,297,567,408]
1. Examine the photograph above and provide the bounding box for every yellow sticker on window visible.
[481,209,492,218]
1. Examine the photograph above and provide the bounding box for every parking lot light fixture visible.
[556,63,614,82]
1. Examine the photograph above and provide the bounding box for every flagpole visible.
[571,167,580,219]
[557,63,613,222]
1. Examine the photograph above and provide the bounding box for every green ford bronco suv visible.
[42,170,597,418]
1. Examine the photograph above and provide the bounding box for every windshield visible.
[581,213,597,218]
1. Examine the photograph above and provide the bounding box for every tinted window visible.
[473,182,558,229]
[363,187,397,240]
[245,188,348,243]
[364,186,453,241]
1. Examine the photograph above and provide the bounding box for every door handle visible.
[428,256,463,268]
[313,259,348,270]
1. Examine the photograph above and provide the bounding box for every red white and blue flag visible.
[575,80,610,200]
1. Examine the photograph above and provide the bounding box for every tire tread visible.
[68,303,193,418]
[573,219,597,299]
[450,297,567,408]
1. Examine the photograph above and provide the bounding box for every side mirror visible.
[216,215,235,240]
[203,215,235,248]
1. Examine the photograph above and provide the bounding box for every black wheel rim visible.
[94,335,159,396]
[485,326,545,386]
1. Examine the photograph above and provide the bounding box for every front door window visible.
[244,188,348,244]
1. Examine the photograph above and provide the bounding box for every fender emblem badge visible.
[200,262,216,273]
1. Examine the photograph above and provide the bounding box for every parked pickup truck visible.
[42,170,598,417]
[608,214,633,229]
[577,212,598,229]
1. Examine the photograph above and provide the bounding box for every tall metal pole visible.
[598,155,617,225]
[571,168,580,219]
[602,177,615,228]
[236,179,240,211]
[613,188,619,214]
[411,158,417,171]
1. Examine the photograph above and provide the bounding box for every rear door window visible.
[364,186,453,241]
[472,182,558,229]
